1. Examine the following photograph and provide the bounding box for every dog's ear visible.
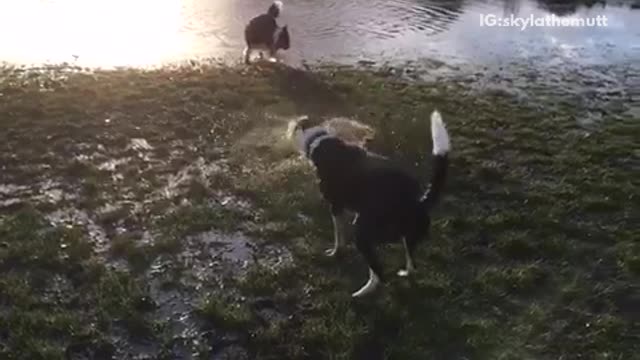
[287,117,309,153]
[294,126,306,153]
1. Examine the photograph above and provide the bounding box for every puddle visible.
[0,180,77,209]
[97,157,131,172]
[409,59,639,124]
[41,274,74,305]
[0,183,29,196]
[213,192,255,216]
[0,183,31,208]
[195,231,254,264]
[134,228,293,358]
[154,157,231,202]
[162,166,194,200]
[32,179,75,204]
[0,197,22,209]
[45,208,109,254]
[191,230,294,282]
[145,229,293,296]
[128,138,154,152]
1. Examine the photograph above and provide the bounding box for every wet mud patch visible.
[101,227,296,358]
[0,179,78,211]
[190,230,293,274]
[45,208,110,254]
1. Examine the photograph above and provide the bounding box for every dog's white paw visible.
[351,269,380,298]
[397,269,410,277]
[324,248,338,257]
[351,283,378,298]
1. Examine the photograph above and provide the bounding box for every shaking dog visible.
[292,111,451,297]
[243,1,290,64]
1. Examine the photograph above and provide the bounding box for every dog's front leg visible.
[267,46,278,63]
[243,47,252,64]
[352,215,384,297]
[326,205,347,257]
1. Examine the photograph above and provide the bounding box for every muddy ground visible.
[0,62,638,359]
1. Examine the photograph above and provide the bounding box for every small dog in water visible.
[292,111,451,297]
[243,1,290,64]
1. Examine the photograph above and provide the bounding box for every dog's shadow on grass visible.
[350,290,473,359]
[335,258,474,360]
[265,63,350,117]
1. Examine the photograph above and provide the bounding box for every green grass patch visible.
[0,63,637,359]
[0,209,156,358]
[197,297,253,331]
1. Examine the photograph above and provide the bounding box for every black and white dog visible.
[292,111,451,297]
[243,1,290,64]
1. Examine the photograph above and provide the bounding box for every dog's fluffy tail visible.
[268,1,283,18]
[420,110,450,209]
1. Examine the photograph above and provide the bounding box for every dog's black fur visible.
[295,114,450,296]
[243,1,290,64]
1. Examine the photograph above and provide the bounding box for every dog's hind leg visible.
[352,216,384,298]
[397,236,416,277]
[326,205,347,257]
[397,219,427,277]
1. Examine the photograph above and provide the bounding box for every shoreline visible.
[3,56,637,120]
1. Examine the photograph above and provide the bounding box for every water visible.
[0,0,638,69]
[1,0,638,119]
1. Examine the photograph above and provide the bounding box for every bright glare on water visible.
[0,0,638,68]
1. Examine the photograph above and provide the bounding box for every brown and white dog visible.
[291,111,451,297]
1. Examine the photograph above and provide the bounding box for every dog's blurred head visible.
[268,1,283,18]
[276,26,290,50]
[324,117,375,148]
[287,116,375,158]
[287,116,333,158]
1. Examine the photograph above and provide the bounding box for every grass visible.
[0,208,150,359]
[0,62,638,359]
[197,297,253,331]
